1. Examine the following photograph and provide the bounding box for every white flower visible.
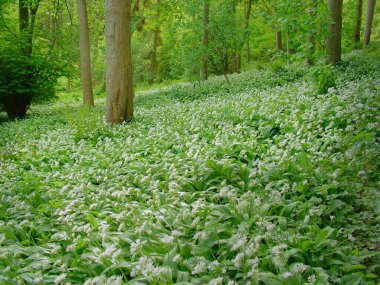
[160,235,175,244]
[282,272,293,279]
[231,235,247,251]
[208,277,223,285]
[233,252,245,267]
[307,274,316,284]
[130,239,146,255]
[54,273,67,284]
[192,261,207,275]
[271,244,288,256]
[294,263,308,273]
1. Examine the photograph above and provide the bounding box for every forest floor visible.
[0,47,379,284]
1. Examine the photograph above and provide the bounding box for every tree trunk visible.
[276,31,283,51]
[363,0,376,46]
[200,0,210,81]
[105,0,134,124]
[245,0,253,62]
[326,0,343,64]
[307,1,318,65]
[77,0,94,107]
[286,31,290,63]
[149,0,160,85]
[353,0,363,43]
[19,0,30,57]
[231,52,241,73]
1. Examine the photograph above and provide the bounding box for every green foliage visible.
[0,47,379,284]
[310,64,337,94]
[64,105,106,143]
[0,49,62,118]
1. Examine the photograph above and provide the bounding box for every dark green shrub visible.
[0,50,62,119]
[310,64,337,94]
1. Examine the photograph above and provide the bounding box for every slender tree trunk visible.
[354,0,363,43]
[105,0,134,124]
[200,0,210,81]
[231,52,241,73]
[363,0,376,46]
[77,0,94,107]
[326,0,343,64]
[245,0,253,62]
[286,31,290,63]
[276,31,283,51]
[149,0,160,85]
[19,0,30,57]
[307,1,318,65]
[150,28,159,84]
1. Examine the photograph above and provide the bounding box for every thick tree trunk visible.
[105,0,134,124]
[200,0,210,81]
[363,0,376,46]
[77,0,94,107]
[245,0,253,62]
[276,31,283,51]
[354,0,363,43]
[326,0,343,64]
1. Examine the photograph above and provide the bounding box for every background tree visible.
[105,0,134,124]
[363,0,376,46]
[77,0,94,106]
[200,0,209,81]
[353,0,363,43]
[326,0,343,64]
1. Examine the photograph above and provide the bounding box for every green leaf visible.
[341,272,364,285]
[86,213,98,230]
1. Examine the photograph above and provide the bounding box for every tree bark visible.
[326,0,343,64]
[19,0,30,57]
[307,1,318,66]
[105,0,134,124]
[286,30,290,63]
[276,31,283,51]
[245,0,253,62]
[363,0,376,46]
[353,0,363,43]
[200,0,210,81]
[149,0,160,85]
[77,0,94,107]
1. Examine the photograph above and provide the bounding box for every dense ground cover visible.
[0,48,379,284]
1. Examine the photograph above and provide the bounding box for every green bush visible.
[0,49,62,119]
[310,64,337,94]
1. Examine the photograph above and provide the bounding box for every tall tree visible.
[306,0,319,65]
[200,0,210,81]
[149,0,160,84]
[326,0,343,64]
[77,0,94,107]
[19,0,40,57]
[363,0,376,46]
[105,0,134,124]
[353,0,363,43]
[245,0,253,62]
